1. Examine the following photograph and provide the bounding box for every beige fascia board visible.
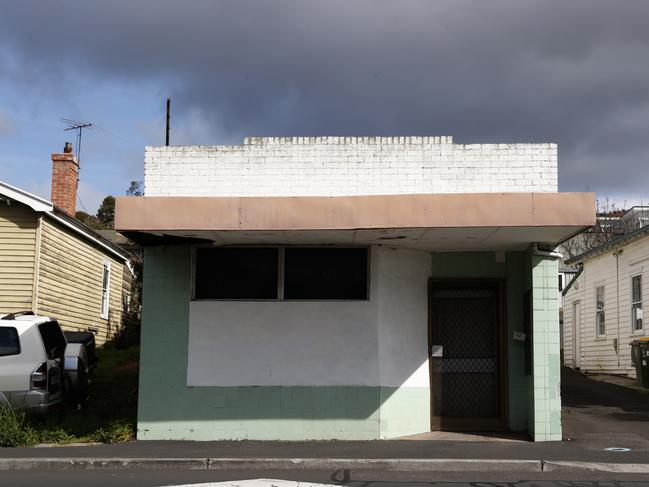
[115,192,596,232]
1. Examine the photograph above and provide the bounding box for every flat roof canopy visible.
[116,192,595,251]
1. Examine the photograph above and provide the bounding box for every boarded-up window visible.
[284,248,368,300]
[194,247,368,300]
[195,248,279,299]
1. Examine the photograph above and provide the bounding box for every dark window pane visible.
[195,248,279,299]
[284,248,368,299]
[633,275,642,302]
[38,321,66,359]
[0,327,20,357]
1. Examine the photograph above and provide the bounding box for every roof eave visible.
[564,225,649,265]
[0,180,53,212]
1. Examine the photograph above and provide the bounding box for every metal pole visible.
[77,127,83,168]
[166,98,171,146]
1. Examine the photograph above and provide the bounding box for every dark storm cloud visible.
[1,0,648,199]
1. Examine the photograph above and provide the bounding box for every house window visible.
[194,247,369,300]
[632,275,643,332]
[596,285,605,336]
[101,262,111,319]
[123,293,132,314]
[558,274,564,292]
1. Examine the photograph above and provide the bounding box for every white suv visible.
[0,312,91,412]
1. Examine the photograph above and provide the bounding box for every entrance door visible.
[573,301,581,369]
[429,280,506,431]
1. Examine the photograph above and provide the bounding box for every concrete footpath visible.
[1,439,648,473]
[1,368,647,474]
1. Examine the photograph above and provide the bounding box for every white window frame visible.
[631,274,643,333]
[101,261,111,319]
[123,292,132,314]
[595,285,605,337]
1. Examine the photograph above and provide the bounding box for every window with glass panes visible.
[596,285,605,336]
[632,275,643,332]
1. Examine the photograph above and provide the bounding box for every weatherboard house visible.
[116,136,595,442]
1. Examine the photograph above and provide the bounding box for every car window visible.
[38,322,66,359]
[0,327,21,357]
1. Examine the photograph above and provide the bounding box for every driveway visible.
[562,366,649,449]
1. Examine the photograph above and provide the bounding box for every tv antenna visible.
[60,118,93,168]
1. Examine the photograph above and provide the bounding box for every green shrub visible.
[35,427,77,444]
[110,315,141,349]
[0,405,36,447]
[92,422,134,444]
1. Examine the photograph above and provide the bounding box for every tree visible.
[560,197,629,259]
[126,180,143,197]
[96,196,115,229]
[75,211,107,230]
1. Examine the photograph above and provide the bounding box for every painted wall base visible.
[138,385,429,441]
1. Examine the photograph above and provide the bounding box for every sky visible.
[1,0,648,213]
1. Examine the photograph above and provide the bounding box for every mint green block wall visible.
[505,252,531,432]
[379,387,430,438]
[138,245,388,440]
[431,252,529,433]
[529,254,562,441]
[138,247,555,440]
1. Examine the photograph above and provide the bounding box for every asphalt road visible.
[562,367,649,443]
[2,468,649,487]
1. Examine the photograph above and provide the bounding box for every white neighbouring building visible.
[563,225,649,377]
[116,136,594,442]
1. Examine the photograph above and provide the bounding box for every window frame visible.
[101,261,111,319]
[123,292,132,314]
[595,284,606,337]
[0,326,21,357]
[191,245,371,302]
[631,274,643,333]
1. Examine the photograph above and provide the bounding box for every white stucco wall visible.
[187,246,431,387]
[145,136,557,197]
[376,246,431,388]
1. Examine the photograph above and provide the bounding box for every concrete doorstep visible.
[0,457,648,473]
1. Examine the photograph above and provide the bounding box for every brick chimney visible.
[51,142,78,216]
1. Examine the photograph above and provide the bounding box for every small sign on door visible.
[431,345,444,358]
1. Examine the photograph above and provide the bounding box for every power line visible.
[77,194,88,214]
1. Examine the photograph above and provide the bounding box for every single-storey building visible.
[0,143,132,344]
[116,136,595,442]
[563,224,649,376]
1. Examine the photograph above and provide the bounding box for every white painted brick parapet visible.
[144,136,558,197]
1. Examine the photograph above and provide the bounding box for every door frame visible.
[428,278,509,432]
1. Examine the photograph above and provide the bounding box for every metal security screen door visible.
[429,280,507,431]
